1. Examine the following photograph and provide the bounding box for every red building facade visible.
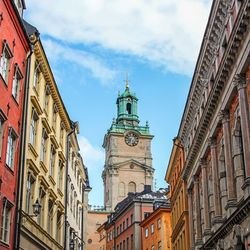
[103,186,169,250]
[0,0,29,249]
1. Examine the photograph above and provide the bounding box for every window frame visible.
[29,107,39,147]
[0,198,13,244]
[11,64,23,102]
[5,127,18,169]
[0,41,13,84]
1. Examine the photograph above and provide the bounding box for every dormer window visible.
[14,0,24,17]
[126,103,132,114]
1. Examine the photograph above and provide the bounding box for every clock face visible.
[125,132,139,146]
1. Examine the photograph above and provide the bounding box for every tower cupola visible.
[116,83,139,126]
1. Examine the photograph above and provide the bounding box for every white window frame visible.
[49,145,56,177]
[58,159,63,190]
[12,64,23,102]
[26,172,35,214]
[6,127,17,169]
[145,228,148,238]
[0,111,7,159]
[0,42,13,84]
[30,108,39,147]
[40,128,48,162]
[0,199,13,244]
[151,224,154,234]
[33,60,41,89]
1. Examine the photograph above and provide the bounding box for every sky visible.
[24,0,212,206]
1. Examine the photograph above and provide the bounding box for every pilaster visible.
[209,137,223,229]
[188,188,195,248]
[200,158,211,241]
[220,110,237,215]
[234,73,250,198]
[194,176,202,246]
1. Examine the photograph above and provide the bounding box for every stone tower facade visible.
[102,84,154,211]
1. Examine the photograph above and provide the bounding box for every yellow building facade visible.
[165,138,190,250]
[18,22,72,249]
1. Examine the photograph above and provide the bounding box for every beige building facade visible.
[65,126,91,249]
[18,22,72,249]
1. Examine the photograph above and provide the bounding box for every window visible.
[0,199,12,243]
[58,160,63,190]
[0,42,13,83]
[119,182,125,197]
[126,218,129,228]
[158,241,162,250]
[6,128,17,169]
[145,228,149,238]
[157,219,161,229]
[126,237,129,250]
[130,214,133,224]
[60,122,64,146]
[40,128,48,162]
[49,145,56,177]
[48,200,53,235]
[151,245,155,250]
[151,224,154,234]
[33,60,41,89]
[30,108,39,146]
[131,234,134,250]
[126,103,131,114]
[25,172,35,214]
[12,65,23,102]
[128,182,136,193]
[44,84,50,112]
[56,211,62,243]
[14,0,23,16]
[52,104,58,130]
[0,113,6,158]
[37,186,46,227]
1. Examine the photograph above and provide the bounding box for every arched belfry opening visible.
[126,103,132,114]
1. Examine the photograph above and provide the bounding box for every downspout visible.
[81,185,84,249]
[14,47,33,249]
[64,125,76,250]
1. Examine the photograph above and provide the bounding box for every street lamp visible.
[69,239,75,250]
[32,199,42,217]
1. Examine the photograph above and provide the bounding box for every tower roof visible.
[118,84,137,100]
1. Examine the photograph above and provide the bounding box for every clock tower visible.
[102,83,154,211]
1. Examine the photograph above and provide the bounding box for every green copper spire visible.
[116,83,139,126]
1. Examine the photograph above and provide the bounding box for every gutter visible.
[14,47,33,249]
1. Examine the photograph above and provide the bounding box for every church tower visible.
[102,83,154,211]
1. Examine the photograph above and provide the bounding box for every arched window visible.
[128,182,136,193]
[126,103,132,114]
[119,182,125,197]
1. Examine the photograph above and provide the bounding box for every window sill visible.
[40,160,48,173]
[0,239,10,247]
[5,163,14,174]
[0,73,8,88]
[28,143,38,159]
[11,94,19,106]
[49,175,56,186]
[57,188,63,197]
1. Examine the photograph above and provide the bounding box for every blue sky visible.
[24,0,212,205]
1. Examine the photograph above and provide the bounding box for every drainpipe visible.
[14,47,33,249]
[64,124,76,250]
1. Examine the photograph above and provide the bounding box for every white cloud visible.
[25,0,212,75]
[42,39,117,84]
[78,136,104,169]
